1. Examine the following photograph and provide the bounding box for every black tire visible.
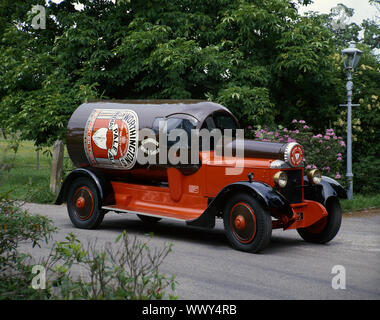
[223,193,272,253]
[137,214,162,224]
[67,177,105,229]
[297,198,342,244]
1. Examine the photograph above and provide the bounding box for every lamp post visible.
[340,42,362,200]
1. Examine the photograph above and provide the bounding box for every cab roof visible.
[83,100,238,128]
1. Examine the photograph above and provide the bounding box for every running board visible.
[102,205,195,222]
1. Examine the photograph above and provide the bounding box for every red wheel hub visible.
[72,187,94,221]
[234,215,246,230]
[230,202,257,244]
[76,196,86,209]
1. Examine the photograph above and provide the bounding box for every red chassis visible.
[102,152,327,231]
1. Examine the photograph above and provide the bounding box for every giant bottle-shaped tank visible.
[66,100,304,182]
[66,100,232,181]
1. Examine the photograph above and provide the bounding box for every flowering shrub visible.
[247,120,346,185]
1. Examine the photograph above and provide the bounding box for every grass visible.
[341,194,380,213]
[0,138,72,203]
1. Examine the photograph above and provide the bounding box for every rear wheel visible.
[297,198,342,244]
[223,193,272,253]
[67,177,105,229]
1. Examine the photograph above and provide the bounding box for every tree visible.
[0,0,379,153]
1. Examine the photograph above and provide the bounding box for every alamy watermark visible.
[31,265,46,290]
[31,5,46,30]
[135,125,245,175]
[331,265,346,290]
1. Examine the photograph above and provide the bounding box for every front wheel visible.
[223,193,272,253]
[297,198,342,244]
[67,177,105,229]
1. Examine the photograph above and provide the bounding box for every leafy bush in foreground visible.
[43,231,176,300]
[0,194,176,300]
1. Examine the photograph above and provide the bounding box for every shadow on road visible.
[99,216,229,248]
[97,213,308,253]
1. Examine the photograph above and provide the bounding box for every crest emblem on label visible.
[290,145,304,167]
[84,109,139,170]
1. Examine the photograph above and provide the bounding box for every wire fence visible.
[0,129,71,172]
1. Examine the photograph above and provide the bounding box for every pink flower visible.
[268,131,273,135]
[275,132,279,137]
[248,125,252,130]
[333,136,337,140]
[278,137,283,141]
[312,164,317,169]
[299,120,306,124]
[283,128,288,132]
[337,156,342,161]
[306,165,311,169]
[292,119,297,123]
[335,173,341,179]
[339,141,346,147]
[295,129,299,133]
[337,153,342,156]
[324,135,330,140]
[303,125,309,129]
[326,146,331,150]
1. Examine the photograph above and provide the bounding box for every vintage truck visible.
[56,100,347,253]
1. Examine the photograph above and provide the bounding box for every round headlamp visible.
[273,171,288,188]
[307,169,322,185]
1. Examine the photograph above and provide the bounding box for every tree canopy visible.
[0,0,379,166]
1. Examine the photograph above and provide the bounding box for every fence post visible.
[50,140,64,194]
[36,150,40,170]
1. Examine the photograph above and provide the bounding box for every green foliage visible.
[0,193,55,255]
[0,197,176,300]
[214,86,275,128]
[0,0,359,145]
[362,19,380,50]
[250,120,346,185]
[0,133,20,173]
[0,194,56,299]
[350,156,380,195]
[43,231,176,300]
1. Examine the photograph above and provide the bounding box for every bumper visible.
[273,200,328,230]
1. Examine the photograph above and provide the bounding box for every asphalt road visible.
[21,203,380,300]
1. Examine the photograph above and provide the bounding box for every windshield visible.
[200,112,238,151]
